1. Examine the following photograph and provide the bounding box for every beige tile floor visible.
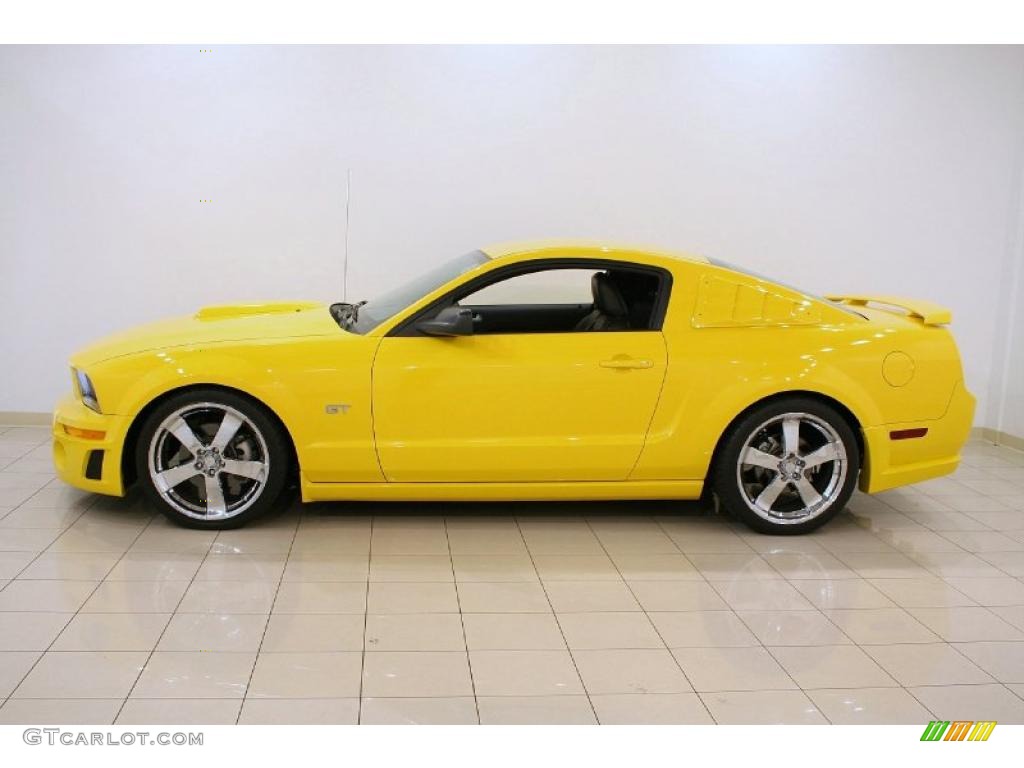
[2,424,1024,724]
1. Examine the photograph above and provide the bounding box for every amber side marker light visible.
[890,428,928,440]
[63,424,106,440]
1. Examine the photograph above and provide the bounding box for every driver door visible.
[371,264,669,483]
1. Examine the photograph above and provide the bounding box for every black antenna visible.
[342,167,352,301]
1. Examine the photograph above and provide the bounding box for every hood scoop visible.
[195,301,323,321]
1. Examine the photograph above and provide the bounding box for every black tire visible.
[712,397,860,535]
[135,388,290,529]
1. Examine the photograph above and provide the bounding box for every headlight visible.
[72,368,101,413]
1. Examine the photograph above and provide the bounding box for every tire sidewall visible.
[135,388,289,529]
[713,397,861,535]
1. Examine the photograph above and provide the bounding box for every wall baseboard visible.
[971,426,1024,452]
[0,411,51,427]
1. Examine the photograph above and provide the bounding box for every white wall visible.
[990,175,1024,439]
[2,45,1023,429]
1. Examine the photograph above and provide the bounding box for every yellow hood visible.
[71,301,340,367]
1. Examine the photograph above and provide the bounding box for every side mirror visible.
[415,306,475,337]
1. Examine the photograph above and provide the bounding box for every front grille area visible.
[85,449,104,480]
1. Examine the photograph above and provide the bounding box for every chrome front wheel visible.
[148,402,269,520]
[137,390,288,528]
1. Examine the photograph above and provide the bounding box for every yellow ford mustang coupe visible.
[53,241,975,533]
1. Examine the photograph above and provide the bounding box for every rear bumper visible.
[52,393,130,497]
[860,380,975,494]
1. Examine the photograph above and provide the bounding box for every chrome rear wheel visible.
[736,412,847,525]
[714,398,860,534]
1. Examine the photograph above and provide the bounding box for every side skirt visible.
[300,478,704,503]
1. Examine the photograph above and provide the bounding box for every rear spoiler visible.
[824,294,952,326]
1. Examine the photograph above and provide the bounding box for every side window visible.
[450,265,665,335]
[461,268,596,306]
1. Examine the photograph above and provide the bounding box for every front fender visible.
[92,346,304,425]
[86,335,383,484]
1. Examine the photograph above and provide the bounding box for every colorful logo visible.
[920,721,997,741]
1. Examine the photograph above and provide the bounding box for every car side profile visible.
[52,241,975,533]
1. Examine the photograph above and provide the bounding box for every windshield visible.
[344,249,490,334]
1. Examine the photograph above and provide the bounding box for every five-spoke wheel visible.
[714,398,859,534]
[136,390,288,528]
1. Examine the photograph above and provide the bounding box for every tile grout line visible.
[901,685,942,721]
[5,499,157,718]
[0,440,64,708]
[759,517,977,720]
[0,436,57,508]
[729,521,991,721]
[771,566,949,721]
[650,513,776,722]
[515,513,600,724]
[591,513,720,724]
[0,477,109,712]
[356,511,374,724]
[664,513,917,722]
[234,506,302,725]
[444,516,480,725]
[112,518,219,724]
[834,470,1024,674]
[747,590,930,722]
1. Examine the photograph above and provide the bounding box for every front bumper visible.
[52,393,131,497]
[860,380,976,494]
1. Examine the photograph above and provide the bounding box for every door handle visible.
[599,358,654,370]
